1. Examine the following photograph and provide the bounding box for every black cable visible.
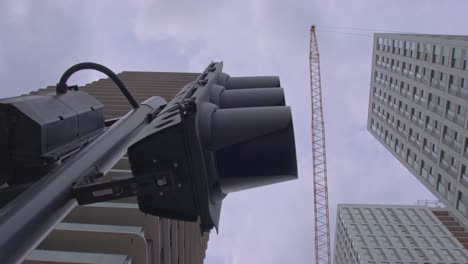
[56,62,139,108]
[316,29,373,38]
[316,25,404,33]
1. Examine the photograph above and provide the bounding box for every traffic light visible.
[0,90,104,185]
[128,62,297,231]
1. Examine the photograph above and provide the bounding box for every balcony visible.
[430,79,447,93]
[397,126,407,138]
[446,110,465,127]
[422,146,437,163]
[403,111,411,120]
[426,125,441,140]
[440,160,458,178]
[417,118,425,129]
[428,102,443,116]
[409,136,420,149]
[448,85,468,100]
[413,95,425,107]
[420,167,429,180]
[442,135,462,153]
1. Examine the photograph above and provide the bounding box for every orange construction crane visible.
[309,25,331,264]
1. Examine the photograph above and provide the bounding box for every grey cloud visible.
[2,1,468,264]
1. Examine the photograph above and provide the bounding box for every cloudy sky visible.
[1,1,468,263]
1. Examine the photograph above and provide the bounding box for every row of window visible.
[375,55,468,101]
[372,85,467,178]
[376,37,468,70]
[371,94,467,159]
[343,207,445,230]
[370,118,468,216]
[339,207,467,261]
[335,219,360,264]
[373,69,467,130]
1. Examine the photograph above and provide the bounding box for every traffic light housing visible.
[128,62,297,231]
[0,91,104,185]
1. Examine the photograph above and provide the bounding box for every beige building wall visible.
[24,71,209,264]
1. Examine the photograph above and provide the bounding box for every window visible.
[457,191,466,215]
[373,225,385,235]
[453,249,467,260]
[440,249,455,261]
[439,71,447,88]
[414,248,427,260]
[430,70,438,87]
[441,237,457,248]
[426,249,441,261]
[387,248,400,259]
[410,42,417,58]
[417,43,423,59]
[462,165,468,186]
[399,40,404,55]
[436,174,445,195]
[404,41,410,56]
[442,46,450,66]
[418,236,430,247]
[452,47,462,68]
[415,65,421,79]
[367,235,378,245]
[464,51,468,70]
[446,100,466,126]
[448,75,458,94]
[446,100,455,118]
[392,236,405,247]
[424,43,431,61]
[378,37,383,50]
[442,125,462,150]
[461,78,468,99]
[400,248,414,260]
[392,39,398,54]
[422,67,428,82]
[420,226,434,235]
[433,45,441,63]
[350,224,360,233]
[361,248,372,260]
[449,75,458,92]
[374,248,386,260]
[361,224,372,233]
[408,225,421,235]
[447,182,455,202]
[420,160,428,179]
[397,225,409,235]
[429,236,443,247]
[355,235,365,244]
[450,156,459,174]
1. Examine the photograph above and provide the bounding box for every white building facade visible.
[367,34,468,227]
[334,204,468,263]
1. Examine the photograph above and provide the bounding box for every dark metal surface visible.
[0,96,166,264]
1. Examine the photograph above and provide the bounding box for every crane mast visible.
[309,25,331,264]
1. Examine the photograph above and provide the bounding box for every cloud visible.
[2,1,468,263]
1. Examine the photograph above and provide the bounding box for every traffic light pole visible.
[0,61,299,263]
[0,96,166,264]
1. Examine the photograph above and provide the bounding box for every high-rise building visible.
[23,71,209,264]
[334,204,468,263]
[367,34,468,227]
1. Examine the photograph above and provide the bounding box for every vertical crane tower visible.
[309,25,331,264]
